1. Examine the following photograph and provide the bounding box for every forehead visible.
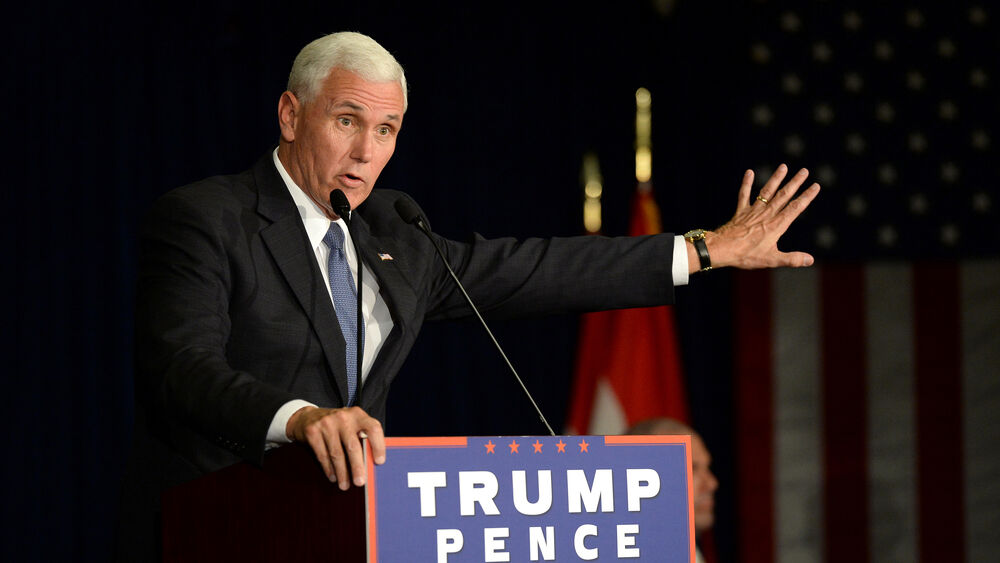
[691,435,710,462]
[318,67,405,116]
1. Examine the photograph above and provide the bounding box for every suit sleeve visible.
[134,189,296,465]
[422,230,677,322]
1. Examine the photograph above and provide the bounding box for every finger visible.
[759,164,788,200]
[776,183,821,231]
[736,169,754,212]
[364,419,387,465]
[322,424,351,490]
[779,250,815,268]
[339,421,368,487]
[304,425,336,483]
[769,168,809,209]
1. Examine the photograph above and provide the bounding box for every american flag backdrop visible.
[737,2,997,257]
[730,3,999,563]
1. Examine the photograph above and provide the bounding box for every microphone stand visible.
[394,197,556,436]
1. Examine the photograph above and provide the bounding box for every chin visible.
[695,517,714,535]
[351,191,374,208]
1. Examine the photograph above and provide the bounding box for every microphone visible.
[331,189,364,405]
[330,189,352,221]
[394,197,556,436]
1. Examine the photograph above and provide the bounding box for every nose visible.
[706,469,719,493]
[351,132,374,163]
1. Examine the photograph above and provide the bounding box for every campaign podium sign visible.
[365,435,694,562]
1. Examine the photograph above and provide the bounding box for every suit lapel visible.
[351,215,418,329]
[349,211,418,399]
[253,155,351,405]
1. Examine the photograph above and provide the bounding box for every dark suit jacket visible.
[117,152,676,559]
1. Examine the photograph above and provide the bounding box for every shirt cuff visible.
[672,235,690,286]
[266,399,317,444]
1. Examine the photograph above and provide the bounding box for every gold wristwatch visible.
[683,229,712,272]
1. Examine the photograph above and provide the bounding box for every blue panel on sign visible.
[365,435,693,562]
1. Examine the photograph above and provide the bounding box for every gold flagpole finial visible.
[635,87,652,184]
[581,152,603,234]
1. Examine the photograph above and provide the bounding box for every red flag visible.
[565,183,689,434]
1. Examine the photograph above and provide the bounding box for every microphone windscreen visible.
[330,189,351,217]
[394,197,423,225]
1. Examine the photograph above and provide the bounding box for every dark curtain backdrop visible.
[6,1,749,560]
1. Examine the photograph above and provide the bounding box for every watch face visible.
[684,229,705,240]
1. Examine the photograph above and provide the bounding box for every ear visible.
[277,91,301,142]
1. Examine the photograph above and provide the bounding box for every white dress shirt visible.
[266,150,394,443]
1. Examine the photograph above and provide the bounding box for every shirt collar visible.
[272,148,348,250]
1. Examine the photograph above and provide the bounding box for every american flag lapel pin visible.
[377,252,394,261]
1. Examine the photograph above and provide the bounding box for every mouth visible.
[338,173,365,188]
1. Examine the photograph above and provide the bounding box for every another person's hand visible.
[693,164,820,272]
[286,405,386,490]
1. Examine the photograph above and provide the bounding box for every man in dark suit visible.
[120,31,819,559]
[628,418,719,563]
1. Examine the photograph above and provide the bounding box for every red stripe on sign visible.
[820,265,870,563]
[384,437,468,448]
[913,263,965,562]
[604,435,687,445]
[366,440,379,563]
[734,271,774,563]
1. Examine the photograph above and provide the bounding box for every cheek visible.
[378,141,397,165]
[367,149,394,182]
[693,474,709,494]
[308,130,343,157]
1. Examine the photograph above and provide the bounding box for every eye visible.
[338,117,353,127]
[376,126,391,136]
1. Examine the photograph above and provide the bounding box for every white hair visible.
[287,31,408,111]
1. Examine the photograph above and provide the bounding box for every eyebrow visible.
[328,100,401,122]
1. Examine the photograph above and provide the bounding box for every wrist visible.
[686,239,700,275]
[683,229,713,273]
[286,405,316,441]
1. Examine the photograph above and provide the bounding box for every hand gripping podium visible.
[162,436,695,562]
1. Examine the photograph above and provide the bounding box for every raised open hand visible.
[698,164,821,271]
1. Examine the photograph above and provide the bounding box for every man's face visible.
[279,67,405,216]
[691,435,719,535]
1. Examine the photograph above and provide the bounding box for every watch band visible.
[683,229,712,272]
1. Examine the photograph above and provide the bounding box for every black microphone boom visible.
[394,197,556,436]
[331,189,364,405]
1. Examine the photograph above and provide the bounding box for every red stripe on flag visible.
[913,263,965,562]
[820,265,870,562]
[735,270,774,563]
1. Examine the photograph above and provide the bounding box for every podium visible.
[163,436,694,562]
[161,444,364,561]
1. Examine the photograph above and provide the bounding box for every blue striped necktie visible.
[323,222,362,405]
